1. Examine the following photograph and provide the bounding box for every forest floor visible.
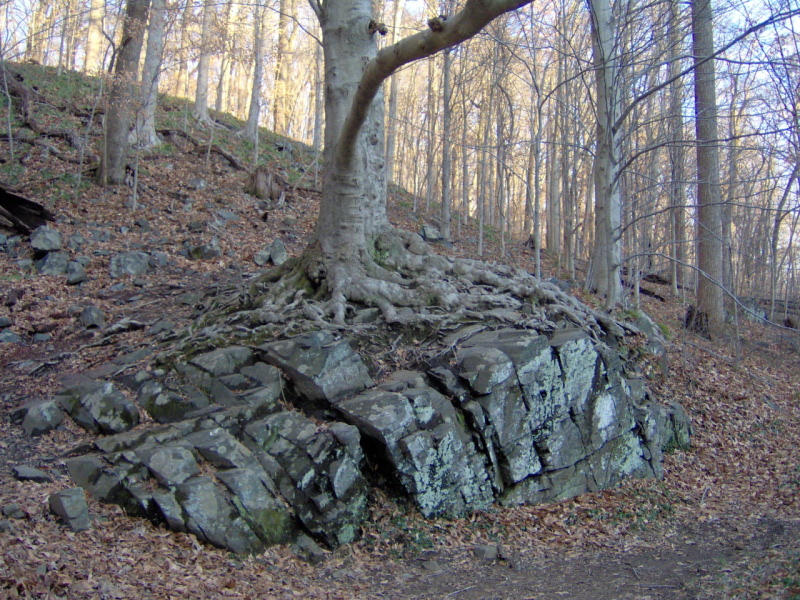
[1,63,799,599]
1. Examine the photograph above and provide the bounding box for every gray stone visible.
[149,251,169,268]
[187,177,207,190]
[2,504,26,519]
[79,306,105,329]
[216,209,240,221]
[191,346,254,376]
[65,261,88,285]
[10,399,64,436]
[244,412,368,547]
[184,239,221,260]
[292,534,327,565]
[49,488,91,531]
[0,329,23,343]
[30,226,62,251]
[420,224,443,242]
[186,428,259,470]
[0,316,11,328]
[66,455,127,504]
[269,239,288,266]
[35,251,69,275]
[216,468,293,546]
[12,465,52,483]
[176,476,263,554]
[137,380,207,423]
[254,249,271,266]
[56,376,140,434]
[138,444,200,486]
[260,331,373,405]
[474,544,500,561]
[110,251,150,278]
[0,520,13,534]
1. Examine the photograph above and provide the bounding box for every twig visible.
[445,585,475,597]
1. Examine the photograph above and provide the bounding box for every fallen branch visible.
[156,128,246,170]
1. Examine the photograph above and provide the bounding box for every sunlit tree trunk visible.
[274,0,298,135]
[692,0,725,331]
[193,0,214,123]
[242,4,266,140]
[84,0,105,73]
[131,0,166,149]
[99,0,150,185]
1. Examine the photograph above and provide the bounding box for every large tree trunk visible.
[586,0,623,308]
[691,0,725,332]
[99,0,150,186]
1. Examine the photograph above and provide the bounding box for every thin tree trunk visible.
[131,0,166,149]
[440,47,453,242]
[84,0,105,72]
[193,0,214,123]
[385,0,405,184]
[242,5,266,140]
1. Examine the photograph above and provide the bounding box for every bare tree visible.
[99,0,150,186]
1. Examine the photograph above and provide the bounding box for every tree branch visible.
[335,0,533,168]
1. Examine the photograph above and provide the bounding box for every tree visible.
[98,0,150,186]
[690,0,725,332]
[193,0,214,124]
[290,0,533,324]
[131,0,167,150]
[241,4,267,141]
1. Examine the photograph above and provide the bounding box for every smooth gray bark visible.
[193,0,214,124]
[242,5,266,140]
[131,0,166,149]
[99,0,150,186]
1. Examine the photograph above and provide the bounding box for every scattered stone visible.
[149,251,169,268]
[187,177,207,190]
[292,534,327,565]
[254,249,271,266]
[66,261,88,285]
[419,224,443,242]
[0,316,11,328]
[12,465,53,483]
[110,251,150,278]
[0,520,13,534]
[10,399,65,436]
[79,305,106,329]
[49,488,91,531]
[216,209,240,222]
[420,560,443,572]
[30,226,62,251]
[148,319,176,335]
[32,333,51,343]
[269,239,288,266]
[184,239,221,260]
[2,504,26,519]
[474,544,500,561]
[0,329,22,343]
[56,376,140,434]
[35,251,69,275]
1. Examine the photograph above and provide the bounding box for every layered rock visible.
[56,324,688,555]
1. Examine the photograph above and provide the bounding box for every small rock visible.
[32,333,51,343]
[216,209,240,222]
[12,465,53,483]
[49,488,91,531]
[2,504,26,519]
[110,251,150,278]
[0,316,11,328]
[149,319,176,335]
[292,534,327,565]
[30,226,63,251]
[473,544,499,561]
[269,239,288,266]
[35,251,70,275]
[253,249,271,267]
[0,520,13,534]
[79,306,106,329]
[420,560,443,572]
[187,177,207,190]
[65,261,88,285]
[420,224,443,242]
[149,252,169,268]
[0,330,23,343]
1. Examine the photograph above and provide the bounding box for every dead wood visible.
[246,166,288,203]
[0,182,55,233]
[156,129,246,170]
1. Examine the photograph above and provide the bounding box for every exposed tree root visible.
[243,227,625,343]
